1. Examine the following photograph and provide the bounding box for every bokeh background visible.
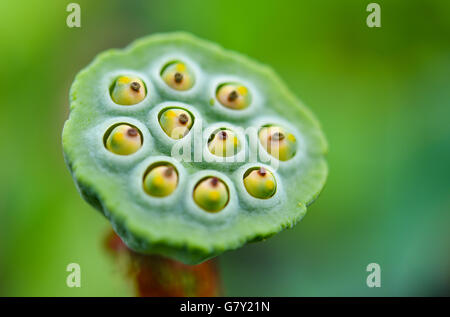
[0,0,449,296]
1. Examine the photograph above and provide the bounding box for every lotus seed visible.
[259,125,296,161]
[208,129,240,157]
[161,61,195,91]
[159,108,193,139]
[143,164,178,197]
[243,167,277,199]
[110,76,146,105]
[105,124,142,155]
[193,177,229,212]
[216,83,251,110]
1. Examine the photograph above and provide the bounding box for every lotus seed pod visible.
[105,124,142,155]
[110,76,146,105]
[193,177,229,212]
[159,108,193,139]
[243,167,277,199]
[258,125,297,161]
[216,83,251,110]
[208,129,240,157]
[143,164,178,197]
[161,61,195,91]
[63,33,328,265]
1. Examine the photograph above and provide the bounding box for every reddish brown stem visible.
[105,230,222,297]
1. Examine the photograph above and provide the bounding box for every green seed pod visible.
[208,129,240,157]
[243,167,276,199]
[143,164,178,197]
[216,83,251,110]
[161,61,195,91]
[62,33,328,264]
[193,177,229,212]
[159,108,193,139]
[105,124,142,155]
[258,125,297,161]
[110,76,146,105]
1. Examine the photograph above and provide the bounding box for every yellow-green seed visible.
[159,108,193,139]
[208,129,240,157]
[161,62,195,91]
[143,165,178,197]
[110,76,146,105]
[216,83,251,110]
[105,124,142,155]
[243,167,276,199]
[193,177,229,212]
[258,126,296,161]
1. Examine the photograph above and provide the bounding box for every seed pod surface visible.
[62,33,327,264]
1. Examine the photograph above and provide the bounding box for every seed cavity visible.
[193,177,229,212]
[105,124,142,155]
[161,61,195,91]
[159,108,194,140]
[110,76,146,105]
[216,83,251,110]
[143,163,178,197]
[243,167,277,199]
[258,125,296,161]
[208,129,240,157]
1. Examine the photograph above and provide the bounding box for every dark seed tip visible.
[218,131,228,140]
[127,128,138,137]
[178,113,189,125]
[174,72,183,83]
[228,90,238,102]
[130,81,141,92]
[210,177,219,187]
[258,167,267,176]
[164,166,174,177]
[271,132,285,141]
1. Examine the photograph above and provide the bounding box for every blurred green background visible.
[0,0,449,296]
